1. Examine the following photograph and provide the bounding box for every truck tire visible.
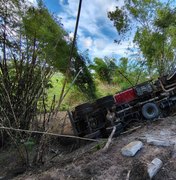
[96,95,115,108]
[96,95,114,104]
[75,102,92,111]
[75,102,94,115]
[99,100,114,109]
[77,107,94,115]
[142,102,159,120]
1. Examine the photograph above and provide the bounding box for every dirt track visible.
[15,116,176,180]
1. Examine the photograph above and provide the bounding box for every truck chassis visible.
[68,70,176,138]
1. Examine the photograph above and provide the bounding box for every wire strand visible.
[0,126,99,142]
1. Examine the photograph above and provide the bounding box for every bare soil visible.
[2,116,176,180]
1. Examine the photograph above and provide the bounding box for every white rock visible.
[147,137,173,147]
[170,138,176,145]
[121,141,143,157]
[148,158,163,178]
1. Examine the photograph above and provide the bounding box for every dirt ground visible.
[4,115,175,180]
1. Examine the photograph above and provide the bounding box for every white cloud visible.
[81,37,93,49]
[69,32,74,40]
[90,39,134,58]
[59,0,65,4]
[58,0,132,59]
[27,0,37,6]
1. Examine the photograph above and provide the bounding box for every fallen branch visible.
[126,170,131,180]
[103,126,116,151]
[0,126,99,142]
[121,126,141,135]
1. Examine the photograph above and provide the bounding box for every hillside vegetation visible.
[0,0,175,179]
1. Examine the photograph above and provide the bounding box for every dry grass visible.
[15,116,176,180]
[35,111,73,135]
[96,81,120,97]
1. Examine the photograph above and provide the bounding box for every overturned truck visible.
[68,70,176,138]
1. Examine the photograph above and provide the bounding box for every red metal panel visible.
[114,88,137,104]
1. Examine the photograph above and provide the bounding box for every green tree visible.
[0,0,96,166]
[108,0,176,75]
[90,57,116,84]
[113,57,148,90]
[22,1,96,100]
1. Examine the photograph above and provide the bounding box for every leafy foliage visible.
[23,4,68,69]
[108,0,176,75]
[90,57,116,84]
[90,56,149,94]
[0,0,96,164]
[108,7,129,35]
[74,54,96,99]
[113,57,149,89]
[22,2,96,100]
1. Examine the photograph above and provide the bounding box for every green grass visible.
[95,79,120,97]
[47,72,64,105]
[47,73,88,110]
[46,73,121,111]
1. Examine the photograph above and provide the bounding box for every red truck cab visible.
[114,88,137,105]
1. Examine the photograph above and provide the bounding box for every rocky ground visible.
[8,116,176,180]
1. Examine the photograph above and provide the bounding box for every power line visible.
[58,0,83,107]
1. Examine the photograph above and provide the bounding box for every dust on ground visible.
[10,116,176,180]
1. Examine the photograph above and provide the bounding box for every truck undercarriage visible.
[68,70,176,138]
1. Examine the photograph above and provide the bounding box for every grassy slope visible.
[47,73,121,111]
[47,73,89,110]
[95,79,120,97]
[47,73,64,106]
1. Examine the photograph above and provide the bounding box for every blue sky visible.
[29,0,135,60]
